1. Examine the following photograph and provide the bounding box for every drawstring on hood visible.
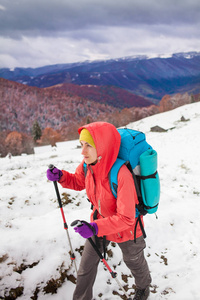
[97,155,102,163]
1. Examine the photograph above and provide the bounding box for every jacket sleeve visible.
[58,161,86,191]
[96,165,137,236]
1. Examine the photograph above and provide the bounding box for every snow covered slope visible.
[0,102,200,300]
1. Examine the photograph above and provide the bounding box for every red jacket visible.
[59,122,144,243]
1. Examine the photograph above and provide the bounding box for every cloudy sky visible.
[0,0,200,69]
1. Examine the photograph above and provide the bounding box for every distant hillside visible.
[46,83,152,108]
[0,78,118,139]
[1,52,200,101]
[1,77,200,157]
[1,77,199,143]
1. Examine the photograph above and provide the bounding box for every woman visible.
[47,122,151,300]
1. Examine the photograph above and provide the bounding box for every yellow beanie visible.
[79,128,96,148]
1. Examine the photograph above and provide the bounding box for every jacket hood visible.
[78,122,121,177]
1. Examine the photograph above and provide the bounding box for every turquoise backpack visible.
[109,128,160,213]
[84,128,160,241]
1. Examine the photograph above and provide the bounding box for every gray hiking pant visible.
[73,236,151,300]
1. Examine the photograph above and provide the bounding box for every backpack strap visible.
[134,215,146,243]
[108,158,127,198]
[109,160,140,218]
[83,162,87,177]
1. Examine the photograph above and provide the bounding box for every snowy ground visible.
[0,102,200,300]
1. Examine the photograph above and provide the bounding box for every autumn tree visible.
[5,131,34,156]
[40,127,62,146]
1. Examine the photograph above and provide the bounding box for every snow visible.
[1,102,200,300]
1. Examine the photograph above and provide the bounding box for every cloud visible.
[0,3,6,10]
[1,0,200,37]
[1,25,199,69]
[0,0,200,68]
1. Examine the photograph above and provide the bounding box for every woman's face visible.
[80,140,98,165]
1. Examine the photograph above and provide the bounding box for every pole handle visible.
[71,220,82,227]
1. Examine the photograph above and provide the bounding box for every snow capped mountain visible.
[1,101,200,299]
[172,51,200,59]
[1,52,200,100]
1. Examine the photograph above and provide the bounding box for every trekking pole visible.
[48,164,78,275]
[71,220,131,300]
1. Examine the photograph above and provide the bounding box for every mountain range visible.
[1,52,200,101]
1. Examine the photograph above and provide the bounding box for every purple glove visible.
[74,222,98,239]
[47,167,63,181]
